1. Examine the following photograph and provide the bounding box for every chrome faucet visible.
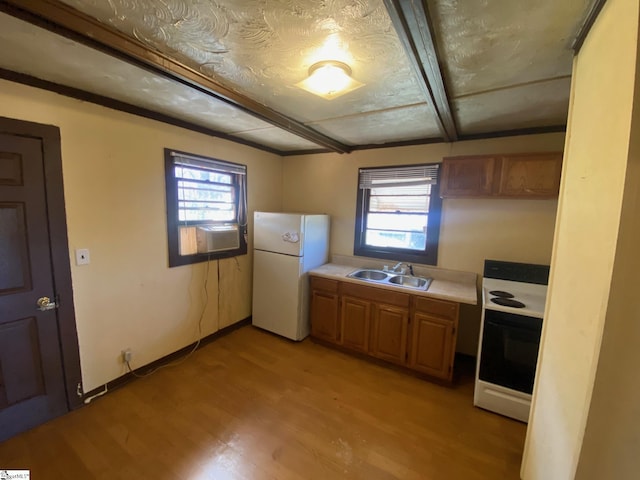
[390,262,414,275]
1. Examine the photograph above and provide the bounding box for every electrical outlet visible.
[121,349,132,363]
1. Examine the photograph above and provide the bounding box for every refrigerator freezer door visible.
[252,249,307,340]
[301,215,330,272]
[254,212,304,257]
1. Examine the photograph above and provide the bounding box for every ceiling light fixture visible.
[296,60,364,100]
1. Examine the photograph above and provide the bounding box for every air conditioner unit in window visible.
[196,224,240,253]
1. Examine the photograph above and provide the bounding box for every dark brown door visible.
[0,132,68,441]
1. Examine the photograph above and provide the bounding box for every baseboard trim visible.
[81,317,251,403]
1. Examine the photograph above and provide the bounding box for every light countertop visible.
[309,262,478,305]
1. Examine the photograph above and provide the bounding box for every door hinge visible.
[76,382,83,397]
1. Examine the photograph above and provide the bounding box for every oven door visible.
[478,309,542,394]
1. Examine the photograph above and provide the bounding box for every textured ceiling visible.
[430,0,581,96]
[0,0,596,154]
[428,0,592,135]
[0,12,320,151]
[56,0,436,148]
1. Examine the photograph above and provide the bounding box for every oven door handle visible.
[485,319,540,333]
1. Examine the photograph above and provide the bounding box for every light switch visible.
[75,248,90,266]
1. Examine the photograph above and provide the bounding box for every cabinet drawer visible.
[341,282,410,307]
[310,276,338,293]
[414,297,458,320]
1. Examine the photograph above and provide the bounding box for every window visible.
[354,163,442,266]
[165,149,247,267]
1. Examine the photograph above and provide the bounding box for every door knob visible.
[36,296,58,311]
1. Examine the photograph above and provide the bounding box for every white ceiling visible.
[0,0,596,154]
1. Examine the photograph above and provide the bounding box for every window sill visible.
[353,245,437,266]
[169,245,247,267]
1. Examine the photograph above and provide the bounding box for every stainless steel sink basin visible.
[347,269,432,291]
[349,269,389,281]
[389,275,432,290]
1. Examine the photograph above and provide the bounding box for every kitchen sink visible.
[388,275,431,289]
[347,269,432,291]
[349,269,389,281]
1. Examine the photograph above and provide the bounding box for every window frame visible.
[164,148,248,267]
[353,163,442,266]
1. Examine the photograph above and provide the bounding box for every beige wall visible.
[0,80,283,392]
[0,74,564,387]
[575,70,640,479]
[282,134,564,354]
[574,4,640,476]
[522,0,639,478]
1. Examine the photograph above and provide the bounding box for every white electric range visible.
[474,260,550,422]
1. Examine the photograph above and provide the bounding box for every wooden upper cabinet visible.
[440,155,498,197]
[440,152,563,199]
[497,153,563,198]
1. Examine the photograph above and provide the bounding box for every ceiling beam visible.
[383,0,458,142]
[0,0,352,154]
[0,68,285,155]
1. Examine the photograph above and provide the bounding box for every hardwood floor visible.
[0,326,525,479]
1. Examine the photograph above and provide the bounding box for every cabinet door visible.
[371,304,409,365]
[497,153,562,197]
[310,289,340,343]
[440,156,497,197]
[409,313,455,380]
[341,295,371,353]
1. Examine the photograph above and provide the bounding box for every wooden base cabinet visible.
[310,275,459,382]
[309,277,339,343]
[340,295,371,353]
[409,297,459,381]
[410,314,455,380]
[339,282,409,357]
[370,304,409,365]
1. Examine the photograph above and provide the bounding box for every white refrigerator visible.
[252,212,330,340]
